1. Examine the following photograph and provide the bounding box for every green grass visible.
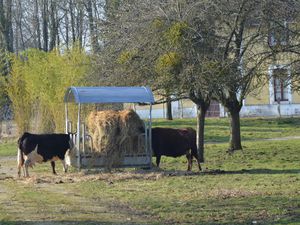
[1,117,300,157]
[75,140,300,224]
[0,117,300,224]
[0,139,17,157]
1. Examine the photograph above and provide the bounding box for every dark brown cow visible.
[151,127,201,171]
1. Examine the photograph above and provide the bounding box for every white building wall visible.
[136,100,300,119]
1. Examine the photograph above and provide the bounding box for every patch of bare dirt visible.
[16,170,165,185]
[0,156,17,178]
[1,155,232,186]
[14,169,209,185]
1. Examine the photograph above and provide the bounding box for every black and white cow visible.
[17,132,76,177]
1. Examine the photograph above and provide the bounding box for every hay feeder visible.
[64,86,154,170]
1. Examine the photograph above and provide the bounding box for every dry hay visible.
[118,109,145,155]
[16,169,206,185]
[17,170,163,185]
[87,109,145,169]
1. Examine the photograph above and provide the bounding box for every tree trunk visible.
[86,0,99,52]
[196,104,208,163]
[6,0,13,52]
[42,0,48,52]
[228,108,242,152]
[14,0,25,52]
[189,89,211,164]
[49,0,57,51]
[0,0,13,52]
[77,4,83,48]
[65,10,69,49]
[34,0,41,49]
[166,96,173,120]
[69,0,76,43]
[0,1,4,44]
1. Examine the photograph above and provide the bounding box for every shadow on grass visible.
[0,221,149,225]
[161,168,300,177]
[79,167,300,177]
[218,168,300,175]
[1,217,300,225]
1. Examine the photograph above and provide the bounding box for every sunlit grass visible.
[74,140,300,224]
[0,117,299,224]
[0,139,17,157]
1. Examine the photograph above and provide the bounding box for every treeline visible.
[0,0,108,133]
[0,0,109,53]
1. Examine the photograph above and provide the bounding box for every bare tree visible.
[42,0,49,51]
[85,0,100,52]
[0,0,13,52]
[93,0,300,156]
[33,0,42,49]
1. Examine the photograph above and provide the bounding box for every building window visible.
[269,21,289,47]
[269,65,291,104]
[273,68,289,102]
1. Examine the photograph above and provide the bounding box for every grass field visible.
[0,117,299,224]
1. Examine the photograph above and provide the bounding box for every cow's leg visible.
[186,152,192,171]
[61,160,68,173]
[24,165,29,177]
[192,149,202,171]
[24,159,31,177]
[22,167,25,177]
[156,155,161,168]
[195,156,202,171]
[17,148,23,177]
[17,149,27,177]
[51,161,57,175]
[17,166,21,177]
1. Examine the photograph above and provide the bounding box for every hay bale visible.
[87,110,119,152]
[118,110,145,154]
[86,109,145,168]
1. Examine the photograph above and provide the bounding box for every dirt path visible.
[0,156,161,224]
[0,156,15,180]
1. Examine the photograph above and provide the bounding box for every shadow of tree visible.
[212,168,300,175]
[0,221,148,225]
[2,216,300,225]
[160,168,300,177]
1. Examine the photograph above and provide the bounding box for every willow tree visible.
[7,46,90,133]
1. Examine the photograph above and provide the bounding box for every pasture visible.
[0,117,300,224]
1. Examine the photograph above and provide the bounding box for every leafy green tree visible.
[7,45,90,133]
[6,55,32,134]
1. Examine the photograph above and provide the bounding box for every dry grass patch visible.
[208,188,262,199]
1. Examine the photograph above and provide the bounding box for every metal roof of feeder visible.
[64,86,155,104]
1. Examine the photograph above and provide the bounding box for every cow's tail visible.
[17,147,24,177]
